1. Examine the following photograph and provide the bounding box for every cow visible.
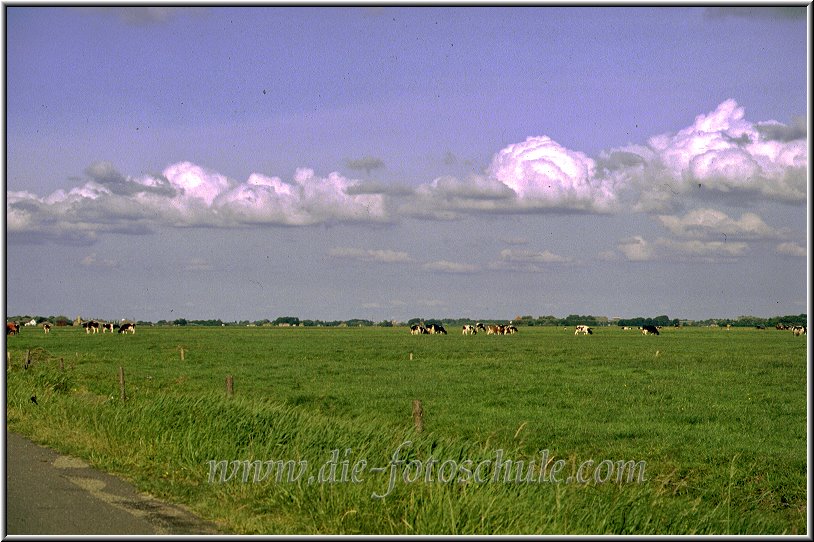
[475,322,487,332]
[755,325,766,330]
[776,323,790,331]
[792,326,806,336]
[7,322,20,336]
[622,326,631,331]
[102,323,114,333]
[434,324,447,335]
[462,324,476,335]
[118,322,136,334]
[410,324,426,335]
[505,325,518,335]
[640,325,660,336]
[83,321,100,334]
[42,323,51,334]
[486,325,503,335]
[575,325,593,335]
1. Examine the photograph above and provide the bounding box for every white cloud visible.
[615,100,807,208]
[657,208,785,239]
[6,100,806,245]
[422,260,480,274]
[775,242,806,257]
[328,247,412,263]
[617,236,654,262]
[489,136,619,213]
[616,235,749,262]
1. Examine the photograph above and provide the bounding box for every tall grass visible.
[5,325,807,533]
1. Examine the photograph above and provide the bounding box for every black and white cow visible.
[410,324,426,335]
[792,325,807,336]
[42,323,51,334]
[640,325,660,336]
[118,322,136,334]
[475,322,487,333]
[102,323,114,333]
[427,324,447,335]
[505,325,518,335]
[83,321,100,334]
[462,324,477,335]
[575,325,593,335]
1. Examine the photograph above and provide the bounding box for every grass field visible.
[5,324,808,534]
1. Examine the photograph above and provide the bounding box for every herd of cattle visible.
[6,320,136,336]
[6,320,807,337]
[408,322,806,337]
[410,322,520,335]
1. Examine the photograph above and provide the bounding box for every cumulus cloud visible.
[328,247,412,263]
[775,242,806,257]
[422,260,480,274]
[6,100,806,244]
[7,162,391,243]
[657,208,786,239]
[400,174,516,220]
[489,136,619,213]
[616,235,749,262]
[617,236,655,262]
[614,100,807,208]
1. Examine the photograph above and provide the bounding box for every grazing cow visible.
[792,326,806,336]
[7,322,20,336]
[475,322,487,332]
[487,325,504,335]
[42,323,51,334]
[640,325,660,336]
[575,325,593,335]
[462,324,476,335]
[102,323,114,333]
[410,324,426,335]
[505,325,518,335]
[776,323,790,330]
[755,325,766,330]
[434,324,447,335]
[83,321,100,334]
[118,322,136,334]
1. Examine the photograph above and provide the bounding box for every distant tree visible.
[173,318,188,326]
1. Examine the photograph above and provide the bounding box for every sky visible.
[3,5,810,323]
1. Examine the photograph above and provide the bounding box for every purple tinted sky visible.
[4,6,809,322]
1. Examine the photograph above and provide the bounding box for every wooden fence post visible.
[412,400,424,433]
[409,352,413,361]
[180,348,185,361]
[119,366,127,401]
[226,375,234,397]
[59,357,64,371]
[24,349,31,370]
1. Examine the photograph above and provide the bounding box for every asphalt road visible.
[4,432,221,535]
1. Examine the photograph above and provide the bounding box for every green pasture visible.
[5,324,808,534]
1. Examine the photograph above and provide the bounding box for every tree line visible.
[7,313,807,328]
